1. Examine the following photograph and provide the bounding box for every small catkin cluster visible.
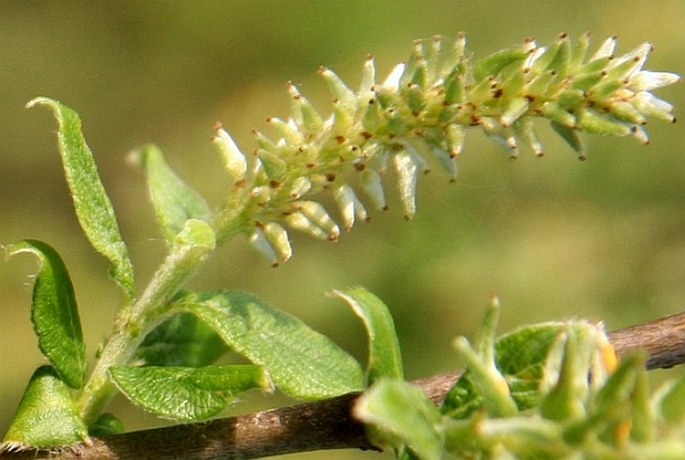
[211,33,679,265]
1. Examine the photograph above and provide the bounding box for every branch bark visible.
[3,310,685,460]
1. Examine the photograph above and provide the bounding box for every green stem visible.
[77,217,245,425]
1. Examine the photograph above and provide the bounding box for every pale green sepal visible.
[472,46,530,81]
[260,222,292,264]
[110,364,271,421]
[174,290,364,399]
[354,378,443,460]
[589,36,616,62]
[550,121,585,159]
[2,366,89,449]
[331,288,403,385]
[134,144,212,244]
[320,67,357,113]
[288,83,324,133]
[27,97,135,299]
[393,150,419,219]
[9,240,86,389]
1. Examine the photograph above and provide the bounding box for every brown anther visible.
[269,180,280,189]
[354,162,365,171]
[335,135,346,144]
[325,173,336,182]
[361,131,373,140]
[306,163,316,169]
[493,88,504,98]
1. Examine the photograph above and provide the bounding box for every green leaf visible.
[135,312,227,367]
[331,287,403,384]
[355,378,443,460]
[9,240,86,389]
[2,366,88,449]
[134,144,212,244]
[27,97,135,299]
[110,365,271,421]
[174,290,364,399]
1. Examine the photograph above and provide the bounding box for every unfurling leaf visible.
[134,144,212,244]
[27,97,135,299]
[9,240,86,389]
[331,287,403,384]
[110,365,271,421]
[174,290,364,399]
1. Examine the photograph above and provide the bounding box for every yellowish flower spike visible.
[216,34,679,264]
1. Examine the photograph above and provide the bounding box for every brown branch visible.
[3,310,685,460]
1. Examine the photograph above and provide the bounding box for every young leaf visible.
[173,290,364,399]
[109,365,271,421]
[133,144,212,244]
[442,322,572,419]
[26,97,135,299]
[9,240,86,389]
[331,287,403,384]
[355,378,443,460]
[135,312,227,367]
[1,366,88,449]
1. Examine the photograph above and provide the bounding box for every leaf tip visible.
[25,96,56,111]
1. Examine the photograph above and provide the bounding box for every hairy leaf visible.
[9,240,86,389]
[135,312,227,367]
[331,287,403,384]
[135,144,212,244]
[27,97,135,299]
[110,365,271,421]
[355,378,443,460]
[174,290,364,399]
[1,366,88,449]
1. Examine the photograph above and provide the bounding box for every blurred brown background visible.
[1,2,683,458]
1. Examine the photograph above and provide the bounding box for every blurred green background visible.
[0,1,683,458]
